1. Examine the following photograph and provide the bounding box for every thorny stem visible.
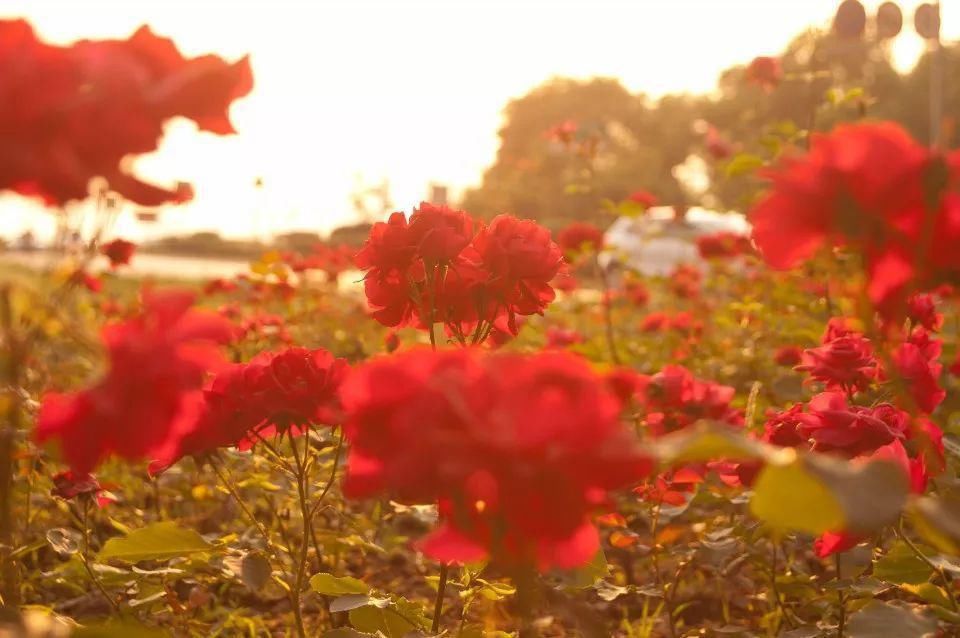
[80,499,120,614]
[896,519,959,612]
[432,562,450,633]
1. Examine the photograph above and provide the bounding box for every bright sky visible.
[2,0,956,242]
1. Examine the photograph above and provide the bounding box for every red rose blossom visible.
[557,222,604,260]
[745,56,782,91]
[341,349,650,570]
[773,345,804,367]
[796,332,879,395]
[101,238,136,268]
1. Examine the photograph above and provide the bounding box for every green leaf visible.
[725,153,764,178]
[901,582,954,609]
[556,549,608,589]
[846,600,937,638]
[654,421,782,465]
[908,494,960,555]
[874,542,935,586]
[804,454,908,534]
[348,595,427,637]
[321,630,377,638]
[750,454,909,536]
[750,458,845,534]
[46,528,80,556]
[97,522,214,563]
[331,594,387,613]
[240,551,272,591]
[310,572,370,596]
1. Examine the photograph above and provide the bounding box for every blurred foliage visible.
[462,27,958,227]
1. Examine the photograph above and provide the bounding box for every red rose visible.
[750,122,960,323]
[669,263,702,299]
[463,215,562,333]
[627,190,657,208]
[159,347,348,467]
[407,202,474,264]
[696,232,752,259]
[796,333,879,395]
[906,293,943,332]
[557,222,604,260]
[773,345,803,367]
[799,392,908,457]
[623,279,649,306]
[745,56,782,91]
[762,404,810,448]
[101,238,136,268]
[36,289,233,474]
[51,471,114,508]
[892,329,945,414]
[341,349,650,570]
[0,20,252,207]
[545,326,584,349]
[634,365,742,437]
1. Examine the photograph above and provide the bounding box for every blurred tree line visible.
[460,28,958,230]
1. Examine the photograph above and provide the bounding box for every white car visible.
[599,206,752,277]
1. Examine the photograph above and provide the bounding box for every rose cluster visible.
[356,203,563,342]
[1,19,252,206]
[630,364,743,438]
[340,348,650,569]
[759,392,944,556]
[696,231,753,260]
[162,347,348,468]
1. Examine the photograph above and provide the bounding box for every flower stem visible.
[289,429,313,638]
[431,562,450,633]
[0,286,22,606]
[835,553,846,638]
[595,256,621,365]
[80,499,120,614]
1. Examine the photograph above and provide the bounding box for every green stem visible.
[432,562,450,633]
[835,553,846,638]
[289,429,313,638]
[0,286,21,606]
[81,499,119,614]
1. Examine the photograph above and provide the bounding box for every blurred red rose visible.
[557,222,604,260]
[341,349,650,570]
[0,20,252,207]
[36,289,233,474]
[101,238,136,268]
[892,328,945,414]
[773,345,803,367]
[745,56,782,91]
[627,190,657,209]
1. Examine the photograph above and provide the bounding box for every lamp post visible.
[833,1,945,148]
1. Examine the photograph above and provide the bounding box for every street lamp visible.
[832,1,944,147]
